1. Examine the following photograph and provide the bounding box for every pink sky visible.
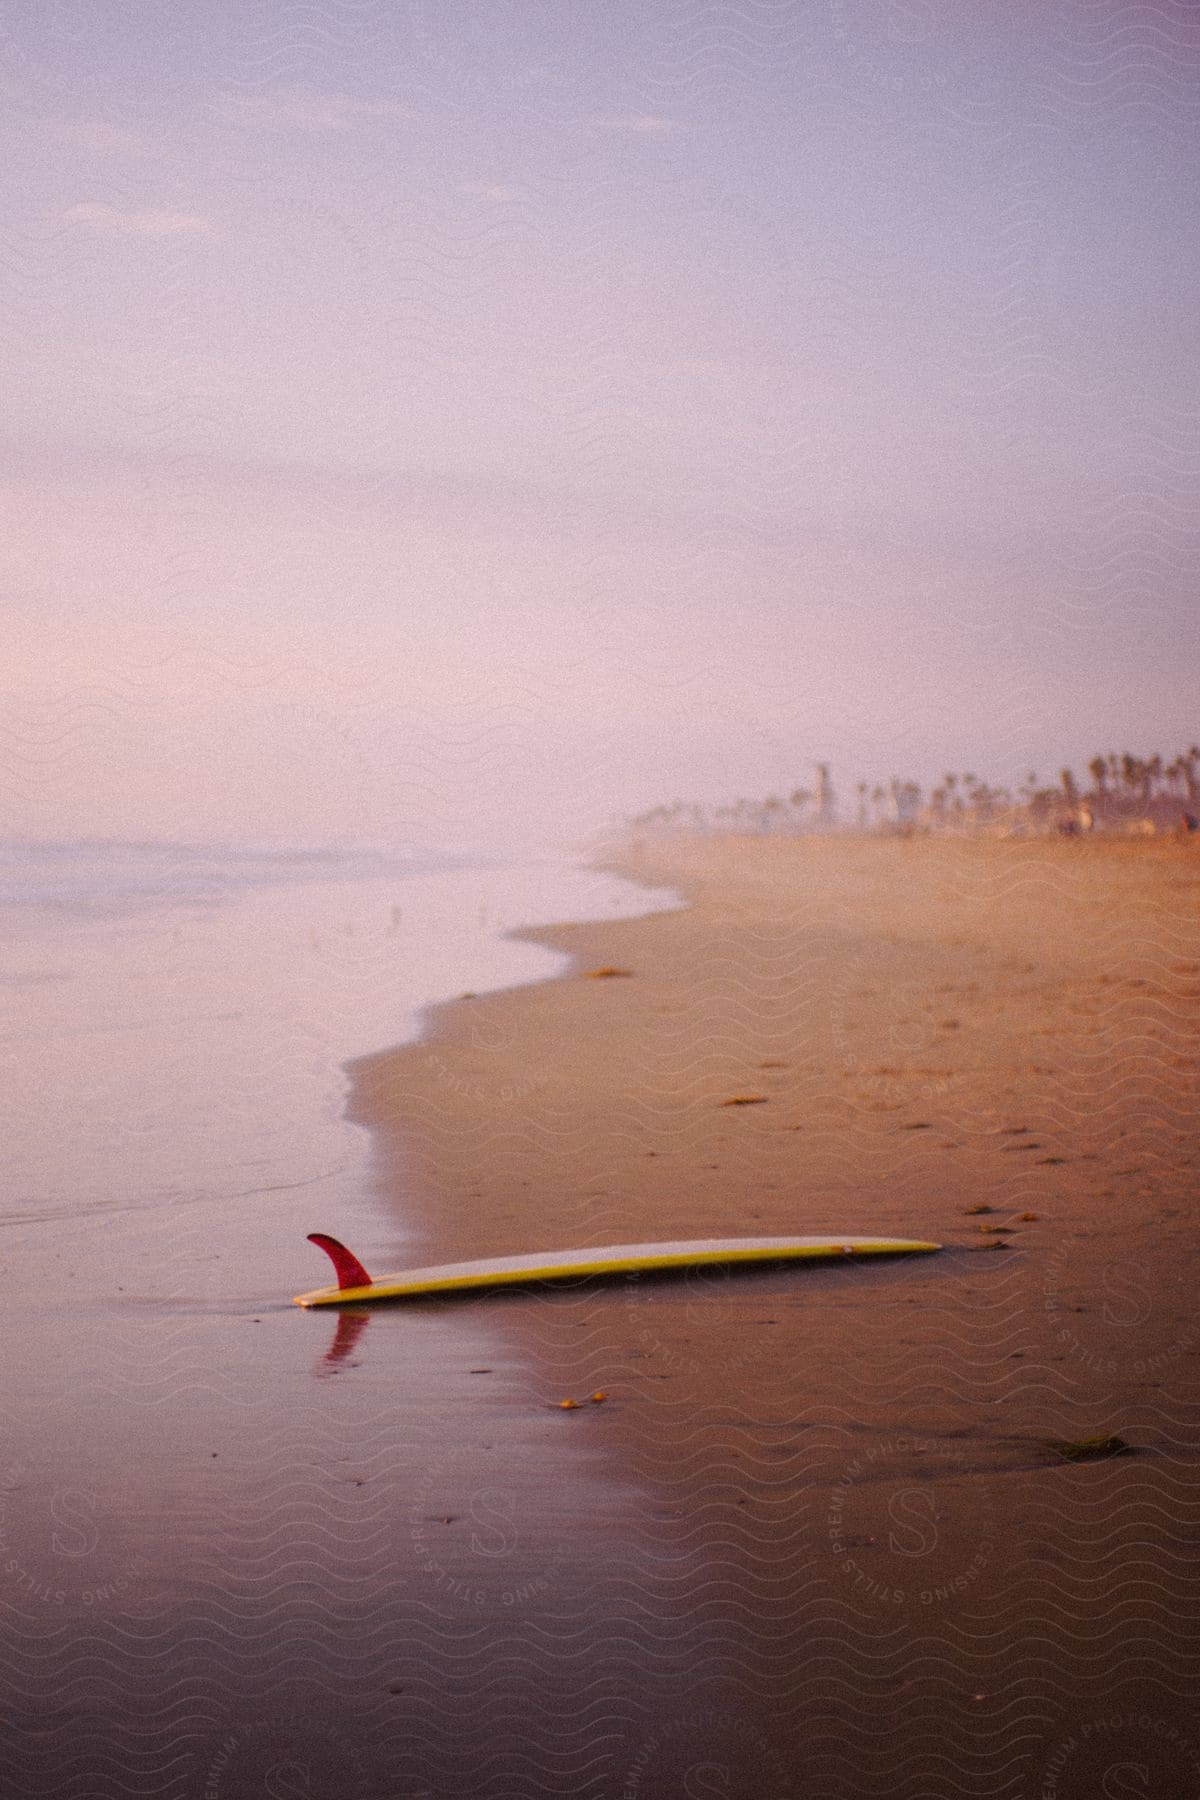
[2,6,1196,847]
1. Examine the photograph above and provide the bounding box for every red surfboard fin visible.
[307,1233,373,1291]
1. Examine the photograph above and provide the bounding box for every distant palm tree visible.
[1088,755,1108,801]
[1184,747,1200,807]
[815,763,836,826]
[1144,755,1162,806]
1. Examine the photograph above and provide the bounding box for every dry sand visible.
[348,832,1200,1797]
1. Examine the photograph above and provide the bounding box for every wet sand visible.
[348,831,1200,1797]
[0,855,680,1800]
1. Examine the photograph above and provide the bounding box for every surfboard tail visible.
[307,1233,373,1292]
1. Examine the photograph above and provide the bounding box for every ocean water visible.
[1,837,678,1246]
[0,837,682,1798]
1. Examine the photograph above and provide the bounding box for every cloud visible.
[46,118,155,158]
[61,203,212,239]
[595,113,680,135]
[220,88,412,133]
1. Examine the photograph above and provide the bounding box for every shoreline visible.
[349,828,1199,1258]
[343,830,1200,1793]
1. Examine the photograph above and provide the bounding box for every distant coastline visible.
[627,745,1200,839]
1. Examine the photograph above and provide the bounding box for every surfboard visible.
[293,1231,941,1307]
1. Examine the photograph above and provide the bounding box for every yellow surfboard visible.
[294,1231,941,1307]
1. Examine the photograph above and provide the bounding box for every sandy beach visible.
[347,830,1200,1796]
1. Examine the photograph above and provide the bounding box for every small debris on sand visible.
[720,1094,768,1106]
[585,966,633,979]
[1041,1435,1133,1463]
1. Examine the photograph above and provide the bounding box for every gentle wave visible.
[0,835,497,912]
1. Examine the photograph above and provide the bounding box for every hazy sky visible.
[2,3,1197,847]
